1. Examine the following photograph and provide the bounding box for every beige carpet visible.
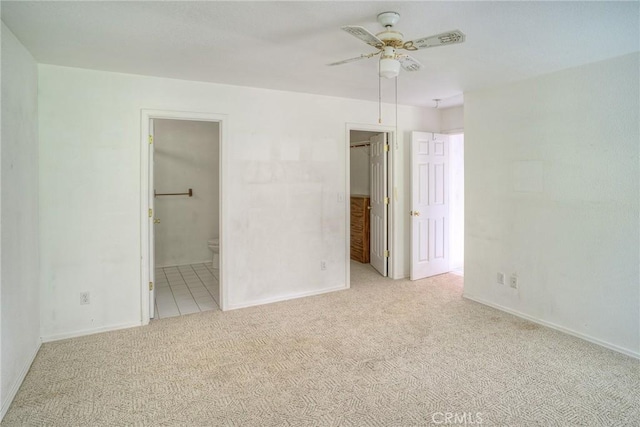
[3,262,639,426]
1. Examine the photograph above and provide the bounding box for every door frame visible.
[345,123,396,287]
[140,109,228,324]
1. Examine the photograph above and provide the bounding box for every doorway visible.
[152,119,220,319]
[140,110,227,325]
[347,126,394,281]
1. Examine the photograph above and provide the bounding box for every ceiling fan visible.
[329,12,465,79]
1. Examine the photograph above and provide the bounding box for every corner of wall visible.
[1,21,41,422]
[0,340,41,420]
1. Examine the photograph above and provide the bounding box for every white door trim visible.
[345,123,396,287]
[140,109,228,324]
[148,118,155,318]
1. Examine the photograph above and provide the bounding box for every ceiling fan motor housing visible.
[376,30,404,48]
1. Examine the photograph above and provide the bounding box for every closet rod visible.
[350,143,370,148]
[154,188,193,197]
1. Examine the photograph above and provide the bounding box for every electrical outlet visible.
[320,261,327,271]
[80,292,90,305]
[510,274,518,289]
[497,272,505,285]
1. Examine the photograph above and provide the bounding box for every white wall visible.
[440,106,464,134]
[38,65,438,338]
[449,134,464,271]
[154,119,219,267]
[349,146,369,196]
[349,130,376,196]
[464,53,639,356]
[1,22,41,419]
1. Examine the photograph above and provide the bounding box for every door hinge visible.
[148,208,153,218]
[384,144,390,152]
[148,135,153,145]
[149,282,153,291]
[384,250,390,258]
[384,197,389,205]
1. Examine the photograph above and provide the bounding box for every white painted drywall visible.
[349,146,369,196]
[440,106,464,134]
[38,65,438,338]
[464,53,639,356]
[154,119,219,267]
[1,22,41,420]
[349,130,376,196]
[449,134,464,271]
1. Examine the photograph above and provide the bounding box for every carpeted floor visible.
[3,262,639,426]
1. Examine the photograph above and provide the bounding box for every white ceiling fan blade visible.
[341,26,384,48]
[398,55,423,72]
[328,52,379,66]
[404,30,465,50]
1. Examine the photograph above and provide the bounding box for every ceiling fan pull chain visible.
[395,75,398,148]
[378,73,382,124]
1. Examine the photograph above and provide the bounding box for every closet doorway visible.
[141,110,227,324]
[348,127,394,279]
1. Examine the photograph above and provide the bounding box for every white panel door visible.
[370,133,388,276]
[148,119,156,318]
[410,132,450,280]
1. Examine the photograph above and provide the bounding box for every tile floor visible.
[154,263,220,319]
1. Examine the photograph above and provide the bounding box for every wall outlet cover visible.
[510,274,518,289]
[80,292,90,305]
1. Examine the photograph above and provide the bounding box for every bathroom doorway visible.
[141,110,226,324]
[152,119,220,319]
[347,126,394,281]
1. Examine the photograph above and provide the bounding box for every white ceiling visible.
[2,1,638,108]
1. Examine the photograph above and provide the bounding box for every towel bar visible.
[154,188,193,197]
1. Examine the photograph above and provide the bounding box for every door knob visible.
[153,219,161,224]
[367,206,372,210]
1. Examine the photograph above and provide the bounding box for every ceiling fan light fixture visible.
[379,57,400,79]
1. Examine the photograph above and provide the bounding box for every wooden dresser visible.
[350,195,370,263]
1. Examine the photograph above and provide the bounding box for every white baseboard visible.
[41,321,141,343]
[1,339,41,421]
[226,284,348,311]
[463,293,640,359]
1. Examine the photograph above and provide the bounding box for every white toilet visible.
[207,238,220,269]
